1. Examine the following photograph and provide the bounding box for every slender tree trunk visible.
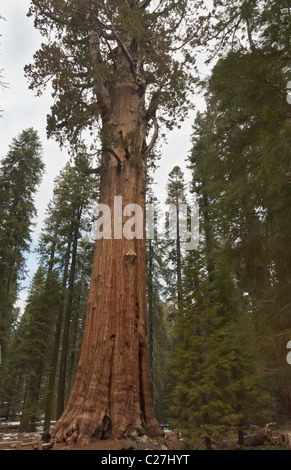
[52,79,162,446]
[244,200,270,290]
[57,216,80,418]
[20,366,42,432]
[204,436,212,450]
[147,239,154,399]
[198,326,212,450]
[238,427,244,446]
[176,204,182,305]
[202,194,215,280]
[44,237,72,430]
[67,296,80,398]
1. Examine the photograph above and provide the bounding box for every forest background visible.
[0,0,291,450]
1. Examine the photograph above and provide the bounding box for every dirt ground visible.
[52,434,183,451]
[53,439,152,451]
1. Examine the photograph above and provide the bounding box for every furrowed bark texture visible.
[52,77,162,446]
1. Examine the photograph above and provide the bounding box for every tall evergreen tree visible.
[38,161,99,429]
[190,44,291,416]
[16,267,59,432]
[145,188,173,424]
[0,128,44,370]
[163,166,188,313]
[171,177,271,450]
[173,7,291,442]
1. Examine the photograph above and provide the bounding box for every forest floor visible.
[52,420,291,451]
[2,420,291,450]
[52,430,183,451]
[51,422,291,450]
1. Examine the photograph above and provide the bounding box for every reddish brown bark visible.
[51,79,163,446]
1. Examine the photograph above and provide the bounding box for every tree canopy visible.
[25,0,199,157]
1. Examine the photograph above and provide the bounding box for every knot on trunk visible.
[124,251,137,264]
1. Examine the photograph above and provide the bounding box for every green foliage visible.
[37,161,98,423]
[146,185,173,424]
[171,240,271,449]
[7,267,60,431]
[1,0,291,442]
[170,3,291,447]
[25,0,198,153]
[38,159,99,273]
[192,46,291,405]
[1,159,98,425]
[161,166,188,315]
[0,128,44,365]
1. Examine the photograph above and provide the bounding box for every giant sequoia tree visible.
[26,0,197,445]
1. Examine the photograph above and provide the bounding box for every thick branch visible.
[77,166,101,175]
[103,147,123,166]
[93,14,137,78]
[144,117,159,155]
[139,0,152,10]
[89,30,110,118]
[144,92,160,122]
[32,3,69,26]
[102,36,117,70]
[246,19,256,51]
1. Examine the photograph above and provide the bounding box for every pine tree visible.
[171,220,271,449]
[38,161,99,429]
[15,267,59,432]
[163,166,188,314]
[190,42,291,416]
[0,128,44,375]
[66,236,95,398]
[145,188,173,424]
[170,90,276,447]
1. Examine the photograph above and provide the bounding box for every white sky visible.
[0,0,209,311]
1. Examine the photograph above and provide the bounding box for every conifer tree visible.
[66,236,95,398]
[16,267,59,432]
[39,161,99,429]
[171,198,271,449]
[0,128,44,376]
[145,188,173,424]
[190,41,291,416]
[170,88,277,447]
[163,166,188,312]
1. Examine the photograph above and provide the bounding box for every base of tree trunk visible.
[50,148,164,448]
[50,274,164,448]
[51,411,164,447]
[50,297,164,447]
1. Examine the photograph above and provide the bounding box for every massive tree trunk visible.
[52,74,163,446]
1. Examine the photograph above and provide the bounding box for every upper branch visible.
[103,147,123,167]
[139,0,152,10]
[30,2,69,26]
[93,14,137,78]
[144,117,159,155]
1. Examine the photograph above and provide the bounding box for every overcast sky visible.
[0,0,209,311]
